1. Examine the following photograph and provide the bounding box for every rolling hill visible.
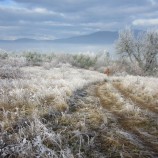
[0,31,118,45]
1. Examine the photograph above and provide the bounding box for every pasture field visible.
[0,55,158,158]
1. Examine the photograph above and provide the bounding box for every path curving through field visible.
[67,79,158,157]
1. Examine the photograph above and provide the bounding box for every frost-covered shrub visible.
[7,56,27,67]
[0,65,23,79]
[42,59,60,69]
[109,59,145,76]
[94,51,111,69]
[23,52,58,66]
[42,53,98,69]
[0,50,26,67]
[24,52,43,66]
[57,54,73,64]
[71,54,97,69]
[0,52,8,59]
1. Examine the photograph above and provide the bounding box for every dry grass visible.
[0,60,107,157]
[111,76,158,112]
[0,54,158,157]
[113,81,158,114]
[96,81,158,157]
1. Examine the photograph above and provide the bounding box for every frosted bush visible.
[7,56,27,67]
[0,65,23,79]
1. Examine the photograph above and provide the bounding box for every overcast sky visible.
[0,0,158,40]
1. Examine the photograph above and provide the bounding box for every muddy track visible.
[66,80,158,158]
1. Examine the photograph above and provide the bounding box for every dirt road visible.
[67,80,158,158]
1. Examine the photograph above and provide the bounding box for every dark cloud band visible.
[0,0,157,40]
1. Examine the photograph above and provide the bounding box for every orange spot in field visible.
[104,68,110,76]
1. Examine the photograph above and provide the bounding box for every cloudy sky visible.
[0,0,158,40]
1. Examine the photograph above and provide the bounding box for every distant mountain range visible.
[53,31,118,44]
[0,30,142,45]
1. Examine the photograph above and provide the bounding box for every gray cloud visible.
[0,0,158,40]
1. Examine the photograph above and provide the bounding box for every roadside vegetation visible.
[0,28,158,157]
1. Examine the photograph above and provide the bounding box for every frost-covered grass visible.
[0,62,106,157]
[111,75,158,113]
[112,75,158,96]
[96,81,158,157]
[0,52,158,157]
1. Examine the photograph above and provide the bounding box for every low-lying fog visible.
[0,42,116,56]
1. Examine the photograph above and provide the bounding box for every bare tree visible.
[116,27,158,75]
[116,27,135,63]
[143,30,158,74]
